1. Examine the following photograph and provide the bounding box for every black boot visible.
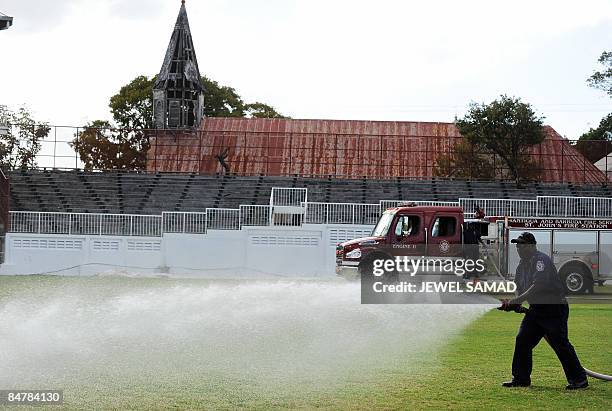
[566,379,588,390]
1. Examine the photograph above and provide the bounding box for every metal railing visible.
[379,196,612,218]
[162,212,207,234]
[270,187,308,207]
[8,191,612,238]
[537,196,612,218]
[10,212,162,237]
[240,205,271,227]
[459,198,538,218]
[206,208,240,230]
[305,202,380,225]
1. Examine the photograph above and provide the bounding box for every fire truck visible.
[335,204,612,294]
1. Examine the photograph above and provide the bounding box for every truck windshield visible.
[371,211,395,237]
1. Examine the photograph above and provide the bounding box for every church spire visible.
[153,0,204,129]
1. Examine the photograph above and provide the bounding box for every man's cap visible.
[511,232,537,244]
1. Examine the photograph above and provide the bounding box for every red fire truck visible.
[335,204,612,294]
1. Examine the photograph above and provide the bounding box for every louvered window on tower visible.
[168,101,181,127]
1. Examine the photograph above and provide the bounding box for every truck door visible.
[390,212,426,257]
[427,214,462,257]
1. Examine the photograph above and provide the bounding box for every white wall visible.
[0,224,375,278]
[1,234,163,276]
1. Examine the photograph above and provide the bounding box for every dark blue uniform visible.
[512,251,586,384]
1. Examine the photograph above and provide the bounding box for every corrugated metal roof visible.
[146,118,605,183]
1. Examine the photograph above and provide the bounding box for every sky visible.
[1,0,612,142]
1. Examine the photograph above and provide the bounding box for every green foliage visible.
[455,95,545,184]
[574,113,612,163]
[434,140,541,181]
[577,51,612,164]
[434,141,496,179]
[587,51,612,97]
[70,120,149,171]
[200,77,288,118]
[0,105,50,171]
[245,102,287,119]
[201,76,246,117]
[109,75,156,130]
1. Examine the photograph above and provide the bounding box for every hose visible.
[584,368,612,381]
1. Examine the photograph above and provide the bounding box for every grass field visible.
[329,304,612,411]
[0,277,610,410]
[59,305,612,410]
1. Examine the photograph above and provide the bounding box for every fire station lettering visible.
[507,218,612,230]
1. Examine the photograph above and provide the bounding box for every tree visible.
[109,75,155,130]
[454,95,545,185]
[72,120,149,171]
[587,51,612,97]
[72,74,288,170]
[0,105,50,170]
[201,76,247,117]
[200,77,288,118]
[574,51,612,164]
[434,140,542,181]
[245,102,286,119]
[434,141,496,179]
[574,113,612,163]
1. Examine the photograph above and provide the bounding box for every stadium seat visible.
[7,170,611,215]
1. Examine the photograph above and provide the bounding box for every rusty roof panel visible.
[146,118,606,183]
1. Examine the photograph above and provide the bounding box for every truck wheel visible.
[561,266,592,295]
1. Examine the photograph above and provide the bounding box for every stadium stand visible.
[7,170,610,215]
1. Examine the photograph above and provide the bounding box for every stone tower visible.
[153,0,204,129]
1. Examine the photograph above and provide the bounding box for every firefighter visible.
[499,232,588,390]
[474,205,485,219]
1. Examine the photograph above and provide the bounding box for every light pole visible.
[0,11,13,30]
